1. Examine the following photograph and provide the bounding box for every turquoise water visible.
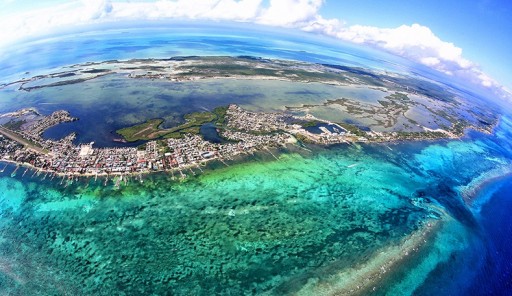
[1,75,390,148]
[0,23,411,84]
[1,24,512,295]
[1,116,512,294]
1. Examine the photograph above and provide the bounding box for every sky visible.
[0,0,511,100]
[321,0,512,93]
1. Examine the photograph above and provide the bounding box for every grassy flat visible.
[116,118,165,142]
[116,109,225,142]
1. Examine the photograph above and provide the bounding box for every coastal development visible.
[0,104,358,182]
[0,56,499,183]
[0,45,509,295]
[0,100,497,184]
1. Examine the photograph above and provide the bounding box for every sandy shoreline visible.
[0,144,284,184]
[459,165,512,205]
[287,219,441,296]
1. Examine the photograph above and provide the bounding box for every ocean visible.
[0,23,511,295]
[1,119,511,294]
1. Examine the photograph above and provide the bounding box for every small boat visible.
[11,166,19,177]
[114,177,121,190]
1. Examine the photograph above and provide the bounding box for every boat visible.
[114,176,121,190]
[11,166,19,177]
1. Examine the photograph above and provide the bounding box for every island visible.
[0,56,499,186]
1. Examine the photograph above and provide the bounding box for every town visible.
[0,104,368,185]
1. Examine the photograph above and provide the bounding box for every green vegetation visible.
[117,119,164,142]
[180,63,351,84]
[184,111,216,124]
[213,106,228,125]
[157,140,172,153]
[185,64,280,77]
[0,126,47,154]
[116,107,227,142]
[166,56,360,85]
[394,131,447,141]
[2,119,26,131]
[163,127,202,139]
[298,120,321,128]
[337,123,366,137]
[294,133,313,143]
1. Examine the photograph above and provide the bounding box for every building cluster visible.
[0,135,25,160]
[0,105,372,180]
[0,135,45,169]
[7,110,79,149]
[221,130,289,148]
[0,108,40,118]
[0,123,290,179]
[225,104,363,145]
[24,110,77,136]
[225,104,294,133]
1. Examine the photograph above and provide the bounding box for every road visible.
[0,127,47,154]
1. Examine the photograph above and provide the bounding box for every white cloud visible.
[82,0,113,20]
[303,20,510,98]
[257,0,323,26]
[111,0,263,21]
[0,0,509,100]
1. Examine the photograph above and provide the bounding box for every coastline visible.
[0,144,289,185]
[292,219,441,296]
[458,165,512,205]
[0,123,498,182]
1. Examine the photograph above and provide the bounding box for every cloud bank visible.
[0,0,509,99]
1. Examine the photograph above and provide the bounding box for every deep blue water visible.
[470,177,512,295]
[0,22,412,84]
[0,23,511,295]
[200,122,226,144]
[1,118,512,294]
[305,122,342,134]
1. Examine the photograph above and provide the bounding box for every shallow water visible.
[0,146,429,294]
[1,116,512,294]
[1,25,511,295]
[1,75,390,147]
